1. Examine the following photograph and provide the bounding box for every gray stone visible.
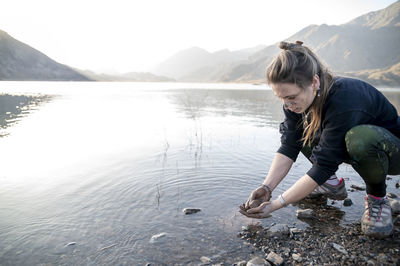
[289,228,302,237]
[389,199,400,214]
[292,253,302,262]
[387,192,398,198]
[367,260,375,266]
[149,232,167,243]
[332,243,348,255]
[343,198,353,206]
[266,251,284,265]
[65,242,76,246]
[183,208,201,214]
[296,209,314,219]
[235,261,247,266]
[246,257,269,266]
[267,224,290,237]
[350,183,366,191]
[200,256,211,264]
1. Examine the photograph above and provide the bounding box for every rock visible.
[296,209,314,219]
[292,253,302,262]
[65,242,76,246]
[387,193,398,198]
[343,198,353,206]
[376,253,388,263]
[266,251,284,265]
[235,260,247,266]
[246,257,269,266]
[267,224,290,237]
[200,256,211,264]
[183,208,201,215]
[367,260,375,266]
[350,183,366,191]
[332,243,348,255]
[149,232,167,243]
[396,182,400,188]
[390,200,400,214]
[289,228,302,237]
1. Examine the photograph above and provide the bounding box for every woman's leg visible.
[345,124,400,238]
[345,125,400,197]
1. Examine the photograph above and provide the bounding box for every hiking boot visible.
[361,195,393,238]
[307,177,348,200]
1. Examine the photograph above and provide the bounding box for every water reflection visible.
[0,94,52,137]
[168,89,284,127]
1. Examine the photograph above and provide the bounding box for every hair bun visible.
[279,41,304,50]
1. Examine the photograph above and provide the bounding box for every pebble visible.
[331,243,348,255]
[396,182,399,188]
[65,242,76,246]
[266,251,284,265]
[343,198,353,206]
[350,183,366,191]
[267,224,290,237]
[246,257,269,266]
[183,208,201,214]
[292,253,302,262]
[235,260,247,266]
[389,199,400,214]
[149,232,167,243]
[200,256,211,264]
[387,192,398,198]
[296,209,314,219]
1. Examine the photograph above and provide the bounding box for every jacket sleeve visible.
[306,110,373,185]
[277,107,303,161]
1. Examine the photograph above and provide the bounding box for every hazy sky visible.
[1,0,397,73]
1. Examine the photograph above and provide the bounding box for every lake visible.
[0,81,399,265]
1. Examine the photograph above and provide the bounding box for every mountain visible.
[0,30,90,81]
[77,69,175,82]
[152,45,266,80]
[156,1,400,86]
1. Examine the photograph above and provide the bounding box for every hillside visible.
[77,69,175,82]
[156,1,400,86]
[0,30,90,81]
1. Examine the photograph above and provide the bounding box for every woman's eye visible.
[287,96,295,100]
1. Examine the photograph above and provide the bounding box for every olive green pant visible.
[301,125,400,197]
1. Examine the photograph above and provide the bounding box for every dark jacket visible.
[277,77,400,185]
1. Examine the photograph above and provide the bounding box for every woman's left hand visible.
[239,201,273,218]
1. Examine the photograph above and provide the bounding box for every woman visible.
[239,41,400,238]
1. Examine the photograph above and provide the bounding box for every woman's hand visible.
[239,201,273,218]
[244,186,271,210]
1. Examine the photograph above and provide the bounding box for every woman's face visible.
[271,76,320,114]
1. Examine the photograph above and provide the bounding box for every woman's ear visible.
[313,74,320,90]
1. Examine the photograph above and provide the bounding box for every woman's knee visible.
[345,125,381,161]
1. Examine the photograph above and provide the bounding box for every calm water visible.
[0,82,399,265]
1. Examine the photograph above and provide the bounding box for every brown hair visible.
[266,41,334,146]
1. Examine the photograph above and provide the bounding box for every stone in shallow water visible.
[387,192,397,199]
[267,224,290,237]
[182,208,201,214]
[343,198,353,206]
[296,209,314,219]
[149,232,167,243]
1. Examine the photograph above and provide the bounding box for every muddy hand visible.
[239,201,272,219]
[244,186,271,210]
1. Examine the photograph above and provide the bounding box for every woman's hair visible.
[266,41,334,146]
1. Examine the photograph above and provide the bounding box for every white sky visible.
[0,0,397,73]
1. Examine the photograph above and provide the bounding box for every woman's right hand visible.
[244,186,272,210]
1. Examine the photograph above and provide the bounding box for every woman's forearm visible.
[262,153,294,190]
[270,174,319,211]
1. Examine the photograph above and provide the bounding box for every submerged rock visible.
[182,208,201,214]
[267,224,289,237]
[343,198,353,206]
[296,208,314,219]
[150,232,167,243]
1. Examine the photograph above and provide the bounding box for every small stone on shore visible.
[246,257,269,266]
[292,253,302,262]
[387,193,398,199]
[332,243,348,255]
[183,208,201,215]
[389,199,400,214]
[200,256,211,264]
[296,208,314,219]
[266,251,284,265]
[350,183,366,191]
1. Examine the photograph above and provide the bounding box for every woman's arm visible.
[244,152,293,209]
